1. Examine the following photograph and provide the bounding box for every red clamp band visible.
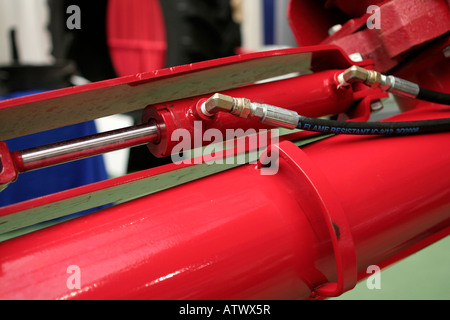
[258,140,358,297]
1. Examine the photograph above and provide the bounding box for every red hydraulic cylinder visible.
[0,108,449,299]
[143,69,355,157]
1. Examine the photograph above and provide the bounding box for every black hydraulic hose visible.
[202,92,450,137]
[296,116,450,136]
[417,88,450,105]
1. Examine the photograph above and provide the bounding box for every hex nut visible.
[232,98,252,118]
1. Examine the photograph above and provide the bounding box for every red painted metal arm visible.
[0,45,360,141]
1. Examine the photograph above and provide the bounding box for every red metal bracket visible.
[289,0,450,72]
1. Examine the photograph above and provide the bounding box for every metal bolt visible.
[328,24,342,36]
[370,100,384,112]
[443,46,450,58]
[349,53,364,62]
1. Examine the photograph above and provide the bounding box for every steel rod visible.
[15,122,159,172]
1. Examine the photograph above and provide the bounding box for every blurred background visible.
[0,0,448,300]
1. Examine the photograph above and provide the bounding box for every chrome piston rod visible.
[15,122,159,172]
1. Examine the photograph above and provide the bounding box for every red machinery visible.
[0,0,449,300]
